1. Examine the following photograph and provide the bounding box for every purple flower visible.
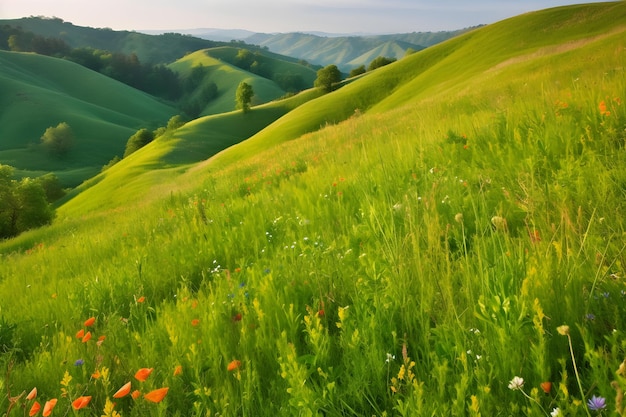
[587,395,606,411]
[74,359,84,366]
[585,313,596,321]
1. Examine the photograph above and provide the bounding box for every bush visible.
[40,122,74,157]
[124,129,155,158]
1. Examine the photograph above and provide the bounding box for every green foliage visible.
[37,173,65,202]
[0,165,54,238]
[367,56,397,71]
[349,65,366,78]
[123,128,155,158]
[2,3,626,417]
[40,122,74,158]
[236,81,254,113]
[314,64,342,92]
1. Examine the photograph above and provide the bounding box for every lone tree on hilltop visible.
[236,81,254,113]
[314,65,342,93]
[40,122,74,158]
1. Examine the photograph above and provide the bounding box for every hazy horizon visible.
[0,0,614,34]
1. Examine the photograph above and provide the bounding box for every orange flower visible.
[191,319,200,327]
[97,335,106,347]
[173,365,183,376]
[232,313,242,322]
[131,390,141,400]
[81,331,92,343]
[42,399,57,417]
[227,360,241,372]
[29,401,41,416]
[91,369,101,379]
[113,382,131,398]
[137,296,146,303]
[72,396,92,410]
[144,387,169,403]
[84,317,96,327]
[134,368,153,382]
[76,329,85,339]
[540,381,552,394]
[26,387,37,401]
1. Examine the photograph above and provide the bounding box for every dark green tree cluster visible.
[236,82,254,113]
[0,165,57,239]
[230,48,306,93]
[314,65,342,93]
[348,56,397,78]
[180,64,219,118]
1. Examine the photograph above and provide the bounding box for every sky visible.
[0,0,614,34]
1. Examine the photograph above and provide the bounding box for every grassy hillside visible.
[2,3,626,416]
[169,47,316,116]
[0,50,176,186]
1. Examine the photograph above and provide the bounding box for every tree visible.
[123,128,155,158]
[367,56,397,71]
[236,82,254,113]
[314,65,342,93]
[349,65,366,78]
[41,122,74,157]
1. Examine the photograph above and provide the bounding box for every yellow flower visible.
[557,325,570,336]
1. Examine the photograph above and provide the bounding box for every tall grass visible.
[1,4,626,416]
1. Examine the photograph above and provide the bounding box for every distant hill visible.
[0,16,223,63]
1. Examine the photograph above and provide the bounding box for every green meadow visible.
[1,2,626,416]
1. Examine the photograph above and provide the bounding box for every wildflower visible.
[508,376,525,390]
[131,390,141,400]
[385,353,396,363]
[137,296,146,303]
[134,368,153,382]
[81,331,92,343]
[317,309,325,317]
[455,213,464,223]
[599,101,610,116]
[144,387,169,403]
[84,317,96,327]
[550,407,561,416]
[42,399,57,417]
[76,329,85,339]
[26,387,37,401]
[74,359,84,366]
[491,216,508,231]
[72,396,92,410]
[227,360,241,372]
[97,335,106,347]
[113,382,131,398]
[585,313,596,321]
[587,395,606,411]
[173,365,183,376]
[29,401,41,416]
[557,325,570,336]
[191,319,200,327]
[540,381,552,394]
[232,313,242,322]
[91,370,101,379]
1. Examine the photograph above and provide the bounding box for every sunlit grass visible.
[2,3,626,416]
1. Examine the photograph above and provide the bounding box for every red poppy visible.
[26,387,37,401]
[173,365,183,376]
[134,368,153,382]
[191,319,200,327]
[81,331,92,343]
[131,390,141,400]
[232,313,242,322]
[91,370,101,379]
[113,382,131,398]
[227,360,241,372]
[144,387,169,403]
[42,399,57,417]
[540,381,552,394]
[137,296,146,303]
[29,401,41,416]
[76,329,85,339]
[84,317,96,327]
[72,396,92,410]
[97,335,106,346]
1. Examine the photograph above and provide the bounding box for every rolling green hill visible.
[1,3,626,417]
[0,50,176,186]
[169,47,317,116]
